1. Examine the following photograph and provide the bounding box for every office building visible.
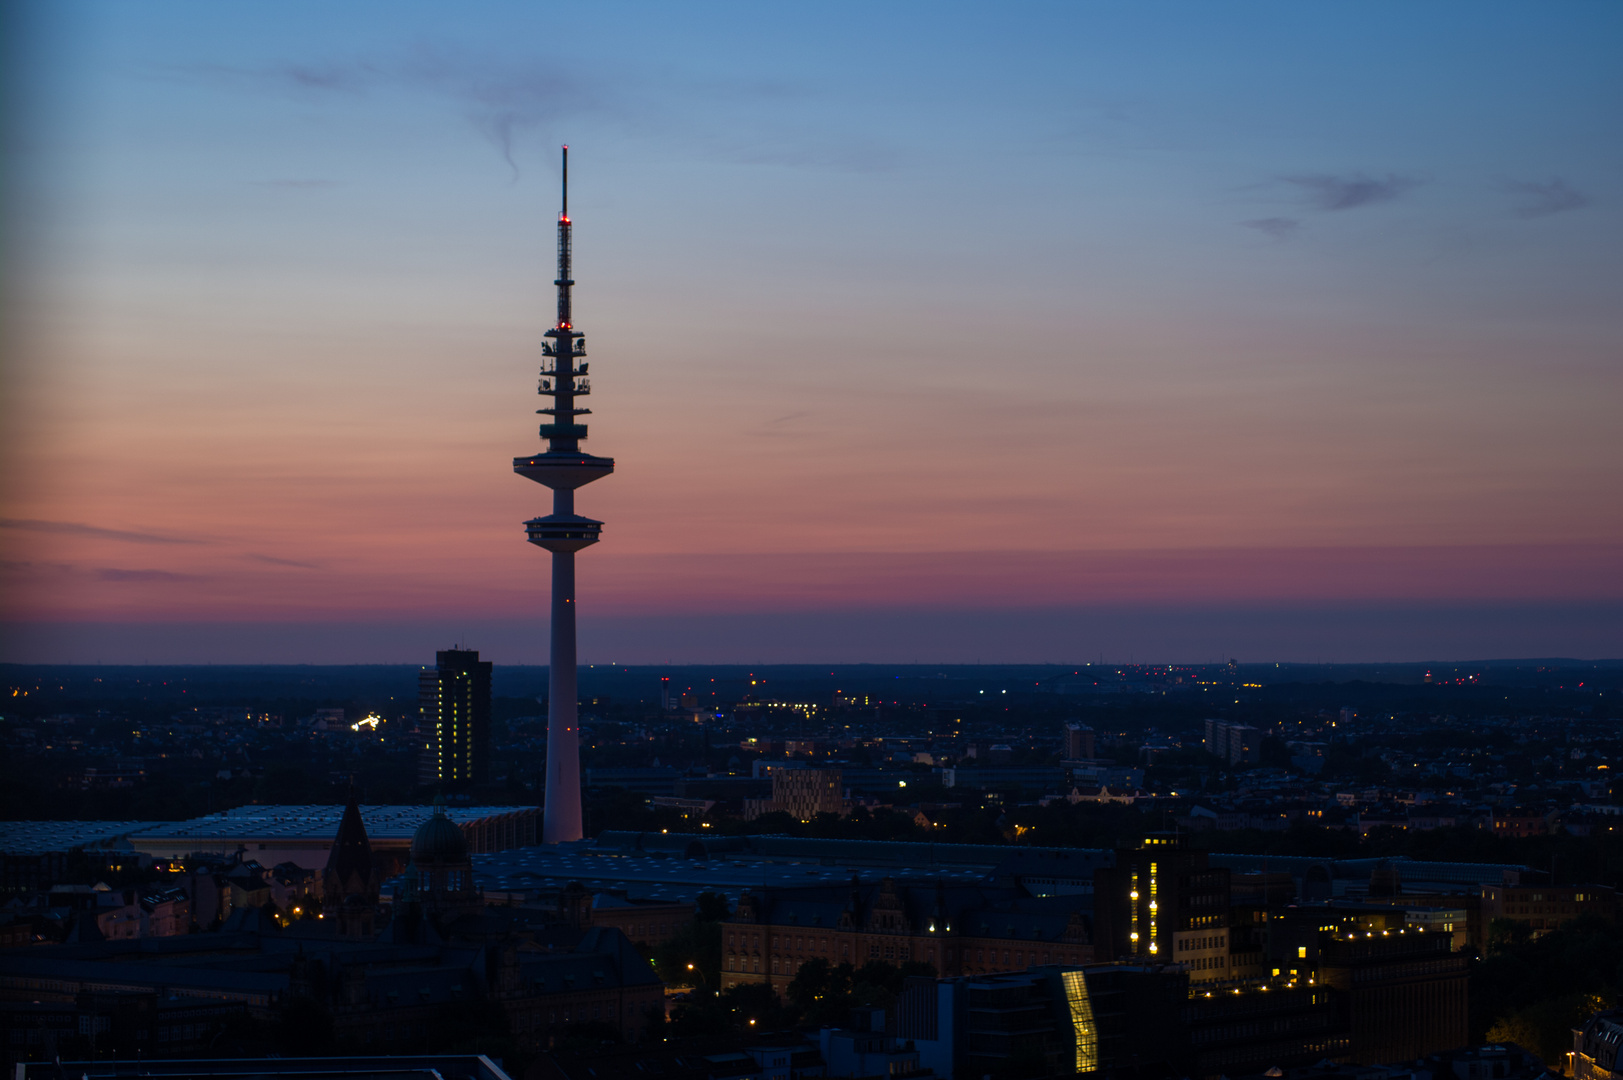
[419,649,493,787]
[1063,722,1096,761]
[1263,903,1468,1062]
[1093,833,1235,984]
[722,878,1093,992]
[1181,983,1350,1076]
[1320,929,1467,1061]
[870,963,1347,1080]
[882,967,1178,1079]
[744,767,846,821]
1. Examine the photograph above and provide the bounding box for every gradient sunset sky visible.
[3,2,1620,664]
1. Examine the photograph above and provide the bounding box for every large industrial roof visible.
[467,844,996,907]
[0,820,158,856]
[128,805,534,844]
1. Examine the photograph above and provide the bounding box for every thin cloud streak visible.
[1505,177,1589,219]
[1243,217,1300,239]
[254,178,340,189]
[245,553,320,569]
[158,47,892,180]
[1284,172,1420,211]
[161,50,611,181]
[0,518,202,545]
[93,568,205,582]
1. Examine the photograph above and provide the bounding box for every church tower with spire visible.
[323,787,379,937]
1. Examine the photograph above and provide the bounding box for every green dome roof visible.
[410,797,469,862]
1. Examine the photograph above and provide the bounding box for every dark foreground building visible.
[723,876,1093,993]
[836,964,1349,1079]
[1264,903,1469,1062]
[16,1055,514,1080]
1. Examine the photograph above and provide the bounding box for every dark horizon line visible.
[3,658,1620,670]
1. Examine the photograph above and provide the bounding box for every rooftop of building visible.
[0,922,656,999]
[15,1056,514,1080]
[594,830,1113,872]
[127,804,536,845]
[454,841,997,907]
[405,828,1544,907]
[0,819,158,855]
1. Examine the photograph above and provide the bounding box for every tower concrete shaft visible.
[513,146,614,844]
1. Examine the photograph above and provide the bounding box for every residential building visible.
[419,649,493,788]
[1573,1009,1623,1080]
[1493,807,1559,838]
[1204,720,1261,766]
[1483,884,1617,935]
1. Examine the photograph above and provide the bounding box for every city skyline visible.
[3,3,1621,664]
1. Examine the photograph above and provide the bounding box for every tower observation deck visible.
[513,146,613,844]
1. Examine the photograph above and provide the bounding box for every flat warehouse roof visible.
[129,805,536,844]
[0,820,158,856]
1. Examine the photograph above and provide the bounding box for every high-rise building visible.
[1092,833,1234,985]
[513,147,614,844]
[1203,719,1260,766]
[418,649,493,787]
[1063,722,1095,761]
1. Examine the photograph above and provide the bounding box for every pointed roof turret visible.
[324,784,376,901]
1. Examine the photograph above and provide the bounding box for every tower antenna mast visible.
[513,145,615,844]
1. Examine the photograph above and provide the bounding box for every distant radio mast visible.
[513,145,614,844]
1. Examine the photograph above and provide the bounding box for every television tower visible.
[513,146,613,844]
